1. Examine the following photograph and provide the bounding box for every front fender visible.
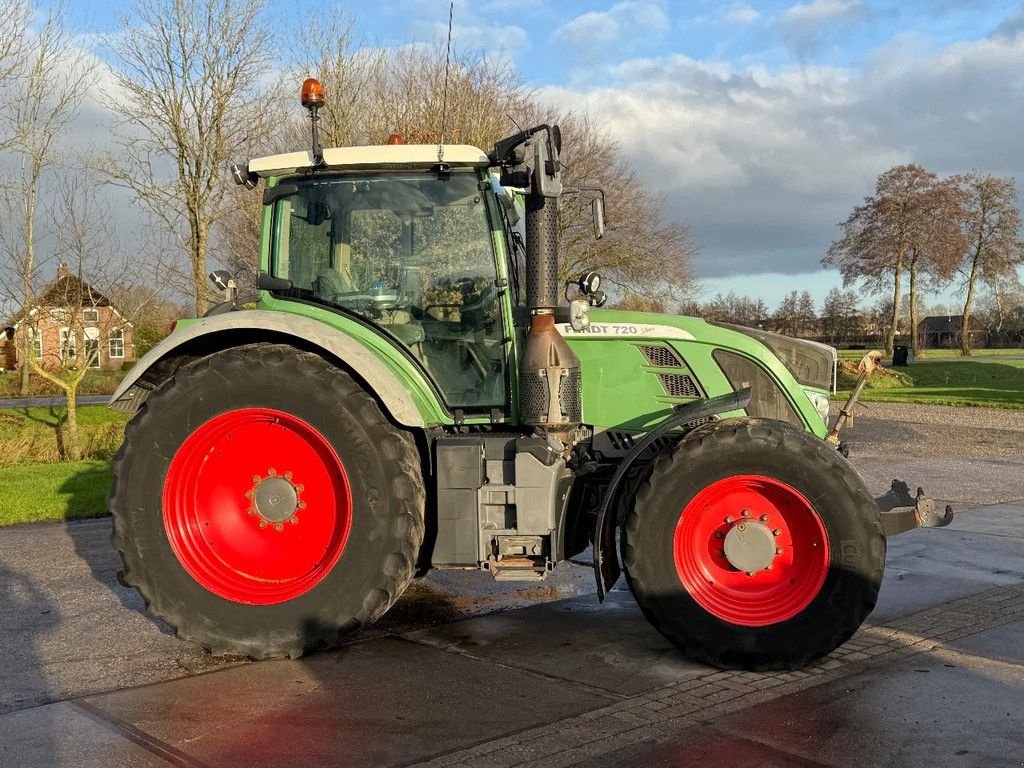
[593,389,751,599]
[110,310,426,427]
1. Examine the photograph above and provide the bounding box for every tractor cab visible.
[262,162,510,410]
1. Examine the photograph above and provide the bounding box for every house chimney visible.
[57,263,69,279]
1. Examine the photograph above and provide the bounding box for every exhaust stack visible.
[516,128,582,431]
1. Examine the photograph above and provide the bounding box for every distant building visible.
[917,315,986,349]
[0,266,134,372]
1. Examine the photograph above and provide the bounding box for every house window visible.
[83,308,99,322]
[32,329,42,360]
[59,327,76,362]
[85,327,101,368]
[108,328,124,359]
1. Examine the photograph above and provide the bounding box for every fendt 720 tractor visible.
[108,80,953,670]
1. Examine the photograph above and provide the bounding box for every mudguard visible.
[593,388,752,599]
[109,310,425,427]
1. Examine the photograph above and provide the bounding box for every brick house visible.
[1,266,134,373]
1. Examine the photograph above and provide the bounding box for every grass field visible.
[0,405,127,466]
[0,459,111,525]
[836,347,1024,361]
[0,369,126,398]
[836,358,1024,409]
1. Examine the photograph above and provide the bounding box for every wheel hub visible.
[254,476,298,523]
[723,520,776,573]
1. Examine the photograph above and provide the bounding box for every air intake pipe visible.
[518,128,583,431]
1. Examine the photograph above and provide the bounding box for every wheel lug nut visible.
[760,514,769,522]
[268,468,277,477]
[274,523,283,532]
[284,471,293,480]
[258,520,267,529]
[244,490,253,499]
[773,529,782,536]
[252,475,261,483]
[724,515,734,524]
[717,549,725,557]
[741,509,751,518]
[776,547,783,555]
[247,508,256,516]
[714,531,725,539]
[295,484,304,493]
[289,516,298,525]
[745,571,755,577]
[298,501,307,510]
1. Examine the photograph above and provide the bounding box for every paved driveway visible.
[1,403,1023,767]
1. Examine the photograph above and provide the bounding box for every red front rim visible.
[673,475,830,627]
[163,408,352,605]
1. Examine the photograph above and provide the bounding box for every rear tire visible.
[622,418,884,670]
[109,343,424,659]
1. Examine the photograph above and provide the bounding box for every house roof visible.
[917,315,985,334]
[3,269,114,329]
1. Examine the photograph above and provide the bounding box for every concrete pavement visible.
[2,502,1023,767]
[2,402,1024,767]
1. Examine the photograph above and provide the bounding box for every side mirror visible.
[592,197,605,240]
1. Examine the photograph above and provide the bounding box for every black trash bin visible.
[892,345,912,366]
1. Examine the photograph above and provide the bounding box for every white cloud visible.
[779,0,869,57]
[724,3,761,25]
[541,33,1024,279]
[554,2,670,54]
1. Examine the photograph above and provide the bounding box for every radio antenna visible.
[438,1,454,163]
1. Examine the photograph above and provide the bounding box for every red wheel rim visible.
[673,475,829,627]
[163,408,352,605]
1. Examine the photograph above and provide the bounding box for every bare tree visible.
[544,110,697,303]
[825,164,951,356]
[952,172,1024,355]
[0,3,96,394]
[104,0,274,315]
[25,173,141,459]
[905,178,966,354]
[0,0,30,145]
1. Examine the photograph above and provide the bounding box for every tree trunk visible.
[885,253,904,357]
[64,388,80,461]
[909,259,919,356]
[192,225,208,316]
[19,330,30,395]
[960,252,981,356]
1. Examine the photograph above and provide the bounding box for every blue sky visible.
[63,0,1024,310]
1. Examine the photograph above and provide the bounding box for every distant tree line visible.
[669,285,1024,351]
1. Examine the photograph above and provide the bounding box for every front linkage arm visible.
[826,350,954,536]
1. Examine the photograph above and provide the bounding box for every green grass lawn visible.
[837,347,1024,361]
[836,358,1024,409]
[0,405,127,465]
[0,459,111,525]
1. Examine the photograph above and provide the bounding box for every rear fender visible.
[109,310,426,427]
[593,389,751,599]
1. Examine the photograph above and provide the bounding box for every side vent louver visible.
[657,374,701,398]
[638,344,683,368]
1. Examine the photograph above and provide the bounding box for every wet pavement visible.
[1,406,1024,767]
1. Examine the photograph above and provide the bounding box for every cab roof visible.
[248,144,491,178]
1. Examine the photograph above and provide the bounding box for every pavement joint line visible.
[67,699,216,768]
[413,582,1024,767]
[392,633,627,701]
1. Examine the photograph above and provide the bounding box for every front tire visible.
[622,418,884,670]
[109,343,424,659]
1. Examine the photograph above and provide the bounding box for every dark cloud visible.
[543,33,1024,278]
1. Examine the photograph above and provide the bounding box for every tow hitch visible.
[875,480,955,536]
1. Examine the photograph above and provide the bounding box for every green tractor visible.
[108,80,952,669]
